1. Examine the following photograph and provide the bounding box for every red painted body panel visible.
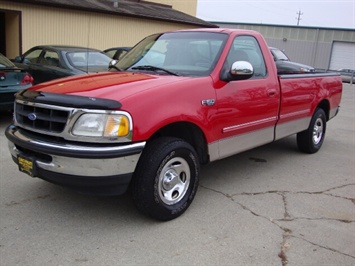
[278,74,343,124]
[213,78,280,139]
[26,28,342,147]
[29,72,218,142]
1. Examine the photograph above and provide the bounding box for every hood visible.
[28,71,190,100]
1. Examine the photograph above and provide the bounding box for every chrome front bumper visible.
[5,125,146,195]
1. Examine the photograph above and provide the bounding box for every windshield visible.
[271,48,289,61]
[66,51,112,69]
[115,31,228,76]
[0,53,15,68]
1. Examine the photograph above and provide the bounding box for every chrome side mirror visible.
[109,59,118,67]
[231,61,254,78]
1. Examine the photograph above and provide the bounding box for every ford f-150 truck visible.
[5,28,342,221]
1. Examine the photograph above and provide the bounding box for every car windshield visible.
[0,53,15,68]
[271,48,289,61]
[66,51,112,69]
[114,31,228,76]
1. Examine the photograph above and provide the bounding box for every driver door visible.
[215,35,280,159]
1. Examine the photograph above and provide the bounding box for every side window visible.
[67,52,86,66]
[226,35,267,78]
[23,49,43,63]
[41,50,60,67]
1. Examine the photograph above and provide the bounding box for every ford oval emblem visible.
[28,113,37,121]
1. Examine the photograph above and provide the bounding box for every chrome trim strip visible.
[279,109,309,119]
[219,127,274,160]
[208,126,274,162]
[8,125,145,156]
[223,116,278,133]
[279,72,341,79]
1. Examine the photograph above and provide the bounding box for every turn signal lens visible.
[104,115,129,137]
[72,113,131,139]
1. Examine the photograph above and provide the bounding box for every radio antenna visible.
[86,16,91,74]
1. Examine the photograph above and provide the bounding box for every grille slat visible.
[15,102,70,133]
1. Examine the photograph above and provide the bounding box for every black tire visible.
[132,137,200,221]
[297,108,327,154]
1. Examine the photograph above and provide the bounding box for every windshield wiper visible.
[108,64,123,71]
[131,65,180,76]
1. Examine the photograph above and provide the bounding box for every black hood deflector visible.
[16,90,122,110]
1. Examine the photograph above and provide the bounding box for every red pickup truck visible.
[5,28,342,220]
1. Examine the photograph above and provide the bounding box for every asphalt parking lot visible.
[0,83,354,266]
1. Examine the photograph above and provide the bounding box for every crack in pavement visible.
[199,183,355,264]
[292,235,355,259]
[232,183,355,202]
[5,194,51,207]
[275,216,354,223]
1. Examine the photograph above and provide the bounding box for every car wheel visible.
[132,137,200,221]
[297,108,326,154]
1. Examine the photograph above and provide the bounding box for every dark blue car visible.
[14,45,112,84]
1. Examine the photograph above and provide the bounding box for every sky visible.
[196,0,355,29]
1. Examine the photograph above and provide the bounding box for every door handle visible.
[267,89,277,97]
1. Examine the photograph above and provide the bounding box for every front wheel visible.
[297,108,327,154]
[132,137,200,221]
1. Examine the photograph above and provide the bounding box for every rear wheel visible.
[132,137,200,221]
[297,108,327,154]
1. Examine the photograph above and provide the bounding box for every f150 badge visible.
[201,99,215,106]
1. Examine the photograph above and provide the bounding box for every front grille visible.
[15,101,69,133]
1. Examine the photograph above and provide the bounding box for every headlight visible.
[72,113,131,138]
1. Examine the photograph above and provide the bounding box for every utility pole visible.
[296,10,303,26]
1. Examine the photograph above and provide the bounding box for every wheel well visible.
[149,122,209,165]
[317,100,330,120]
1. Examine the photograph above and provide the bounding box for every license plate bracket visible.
[17,155,38,177]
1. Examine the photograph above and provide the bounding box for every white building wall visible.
[216,22,355,70]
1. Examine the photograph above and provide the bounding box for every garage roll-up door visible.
[329,41,355,70]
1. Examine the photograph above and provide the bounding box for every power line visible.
[296,10,303,26]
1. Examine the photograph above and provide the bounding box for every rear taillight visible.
[20,73,34,85]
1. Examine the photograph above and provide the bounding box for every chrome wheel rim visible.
[158,157,190,205]
[312,117,324,145]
